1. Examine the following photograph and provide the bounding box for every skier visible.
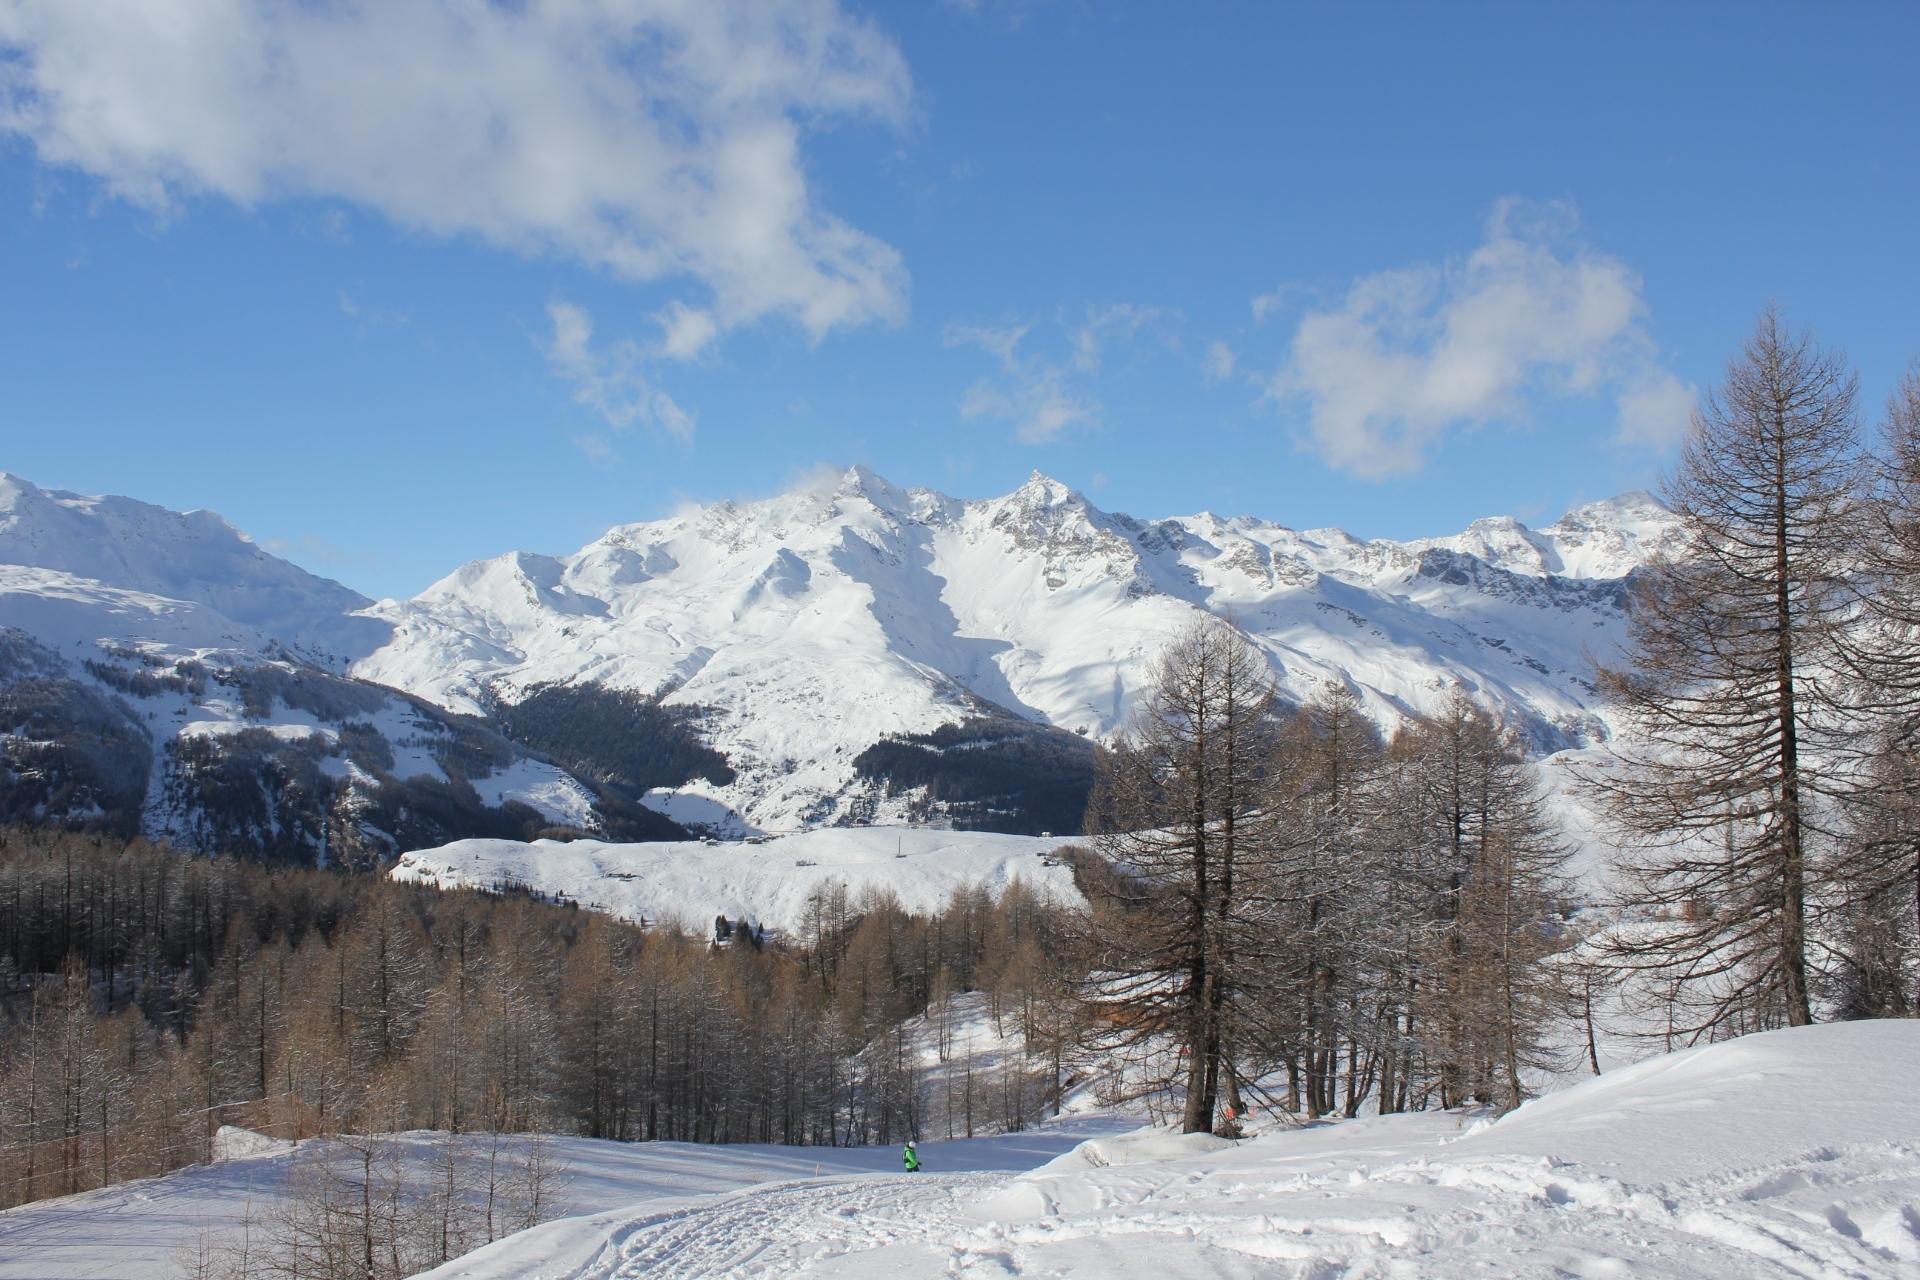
[903,1140,921,1173]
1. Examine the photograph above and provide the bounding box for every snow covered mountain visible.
[0,466,1680,848]
[357,467,1680,832]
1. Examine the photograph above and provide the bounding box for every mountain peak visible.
[833,463,914,515]
[1011,470,1078,507]
[1550,490,1673,529]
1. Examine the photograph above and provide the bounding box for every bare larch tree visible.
[1085,618,1281,1134]
[1591,306,1862,1032]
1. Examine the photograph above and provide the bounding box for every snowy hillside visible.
[0,474,695,857]
[359,467,1679,831]
[0,626,673,864]
[391,827,1084,932]
[417,1019,1920,1279]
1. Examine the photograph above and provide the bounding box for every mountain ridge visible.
[353,466,1680,832]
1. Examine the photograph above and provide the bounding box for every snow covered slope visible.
[0,476,686,857]
[0,627,650,864]
[359,467,1679,830]
[391,826,1083,932]
[420,1019,1920,1279]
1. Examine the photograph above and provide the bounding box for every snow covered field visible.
[390,827,1084,932]
[7,1021,1914,1279]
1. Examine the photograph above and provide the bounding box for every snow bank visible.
[956,1020,1920,1278]
[391,827,1085,932]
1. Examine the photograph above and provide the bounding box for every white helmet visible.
[906,1140,915,1148]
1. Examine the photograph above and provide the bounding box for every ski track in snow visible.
[579,1173,995,1279]
[503,1139,1920,1280]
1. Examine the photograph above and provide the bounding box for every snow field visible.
[4,1023,1915,1278]
[355,467,1666,830]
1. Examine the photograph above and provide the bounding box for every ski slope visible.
[390,827,1084,932]
[417,1020,1920,1279]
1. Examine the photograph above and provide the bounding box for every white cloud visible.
[0,0,911,344]
[542,300,694,444]
[945,320,1030,368]
[1204,339,1237,384]
[653,301,720,363]
[944,320,1090,444]
[1267,199,1691,477]
[337,289,408,330]
[1071,303,1171,373]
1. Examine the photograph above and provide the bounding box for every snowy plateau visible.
[2,1016,1916,1278]
[390,828,1084,934]
[0,465,1681,857]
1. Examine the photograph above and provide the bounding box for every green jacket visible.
[903,1145,921,1172]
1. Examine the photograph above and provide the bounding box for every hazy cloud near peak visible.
[0,0,912,344]
[946,304,1173,445]
[543,301,694,447]
[1203,340,1237,384]
[945,320,1093,446]
[1267,199,1693,478]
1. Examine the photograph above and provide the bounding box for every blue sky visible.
[2,1,1916,600]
